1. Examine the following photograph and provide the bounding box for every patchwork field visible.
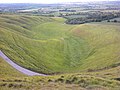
[0,14,120,90]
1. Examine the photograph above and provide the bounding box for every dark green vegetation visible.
[65,10,120,24]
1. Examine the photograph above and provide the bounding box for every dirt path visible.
[0,50,47,76]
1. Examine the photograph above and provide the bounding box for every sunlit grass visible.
[0,14,120,90]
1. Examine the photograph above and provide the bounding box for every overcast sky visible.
[0,0,118,3]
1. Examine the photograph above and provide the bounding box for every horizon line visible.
[0,0,119,4]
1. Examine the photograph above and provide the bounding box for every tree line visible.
[64,12,120,24]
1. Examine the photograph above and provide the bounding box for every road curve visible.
[0,50,47,76]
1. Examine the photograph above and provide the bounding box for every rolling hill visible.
[0,14,120,90]
[0,15,120,74]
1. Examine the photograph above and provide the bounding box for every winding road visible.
[0,50,47,76]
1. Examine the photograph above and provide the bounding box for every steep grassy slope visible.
[0,59,120,90]
[0,57,25,78]
[0,56,120,90]
[71,23,120,71]
[0,14,120,75]
[0,14,120,90]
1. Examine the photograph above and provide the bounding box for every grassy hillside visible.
[0,57,120,90]
[0,14,120,90]
[0,57,25,78]
[0,14,120,75]
[71,23,120,71]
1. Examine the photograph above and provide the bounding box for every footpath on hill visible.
[0,50,47,76]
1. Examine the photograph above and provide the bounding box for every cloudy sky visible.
[0,0,118,3]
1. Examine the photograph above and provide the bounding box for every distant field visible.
[110,17,120,22]
[103,17,120,22]
[65,15,88,19]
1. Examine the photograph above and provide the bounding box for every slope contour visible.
[0,15,120,74]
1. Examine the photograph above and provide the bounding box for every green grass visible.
[0,15,120,75]
[0,15,120,89]
[71,23,120,71]
[0,57,25,78]
[0,59,120,90]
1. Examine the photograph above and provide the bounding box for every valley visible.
[0,1,120,90]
